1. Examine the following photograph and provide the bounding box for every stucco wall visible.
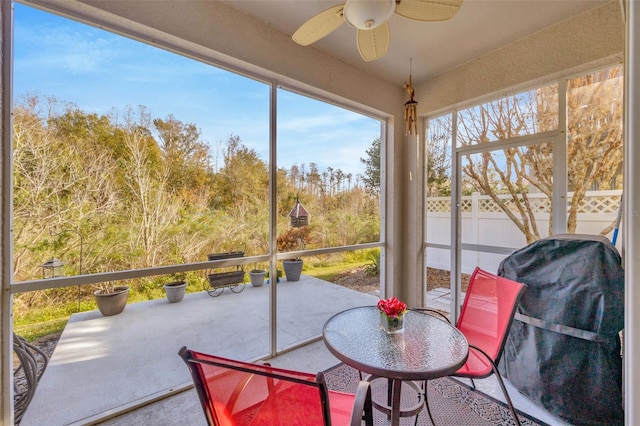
[417,1,624,115]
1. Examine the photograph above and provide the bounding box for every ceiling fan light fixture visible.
[343,0,396,30]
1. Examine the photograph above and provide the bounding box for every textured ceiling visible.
[222,0,613,84]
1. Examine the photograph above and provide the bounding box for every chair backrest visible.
[179,347,331,426]
[457,267,527,364]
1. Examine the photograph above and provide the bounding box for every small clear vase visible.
[379,311,405,334]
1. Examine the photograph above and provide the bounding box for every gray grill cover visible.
[497,234,624,425]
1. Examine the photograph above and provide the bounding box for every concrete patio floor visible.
[20,275,379,425]
[20,276,567,426]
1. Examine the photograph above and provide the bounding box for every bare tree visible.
[426,120,452,197]
[448,66,623,243]
[120,107,179,266]
[13,96,122,280]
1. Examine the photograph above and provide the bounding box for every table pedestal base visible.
[366,376,424,425]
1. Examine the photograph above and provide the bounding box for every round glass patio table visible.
[323,306,469,426]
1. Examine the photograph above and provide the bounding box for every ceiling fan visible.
[292,0,463,62]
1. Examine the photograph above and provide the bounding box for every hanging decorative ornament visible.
[403,58,418,136]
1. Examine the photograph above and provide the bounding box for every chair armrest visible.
[350,380,373,426]
[411,308,451,323]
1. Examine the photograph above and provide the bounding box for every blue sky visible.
[13,3,381,176]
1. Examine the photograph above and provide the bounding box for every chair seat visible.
[454,346,494,377]
[206,387,358,425]
[237,382,327,424]
[454,329,500,377]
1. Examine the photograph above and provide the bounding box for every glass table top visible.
[323,306,469,380]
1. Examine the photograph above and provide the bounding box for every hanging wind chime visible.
[403,58,418,136]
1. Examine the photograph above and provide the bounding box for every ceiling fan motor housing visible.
[343,0,396,30]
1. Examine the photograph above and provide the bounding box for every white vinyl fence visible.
[426,190,623,274]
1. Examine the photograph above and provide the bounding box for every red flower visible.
[377,297,407,318]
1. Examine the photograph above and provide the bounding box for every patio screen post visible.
[624,0,640,423]
[0,0,14,424]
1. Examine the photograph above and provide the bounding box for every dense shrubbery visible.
[12,96,381,314]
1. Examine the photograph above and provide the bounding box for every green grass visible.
[304,261,369,281]
[14,317,69,342]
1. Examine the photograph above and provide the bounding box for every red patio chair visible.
[417,267,527,425]
[179,347,374,426]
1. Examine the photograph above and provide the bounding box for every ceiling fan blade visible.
[356,22,390,62]
[394,0,463,21]
[292,4,346,46]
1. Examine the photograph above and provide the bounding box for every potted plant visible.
[248,269,266,287]
[164,273,187,303]
[265,269,283,284]
[282,259,303,282]
[377,297,408,334]
[93,282,130,316]
[277,226,311,282]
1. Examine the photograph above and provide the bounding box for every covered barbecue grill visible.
[497,234,624,425]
